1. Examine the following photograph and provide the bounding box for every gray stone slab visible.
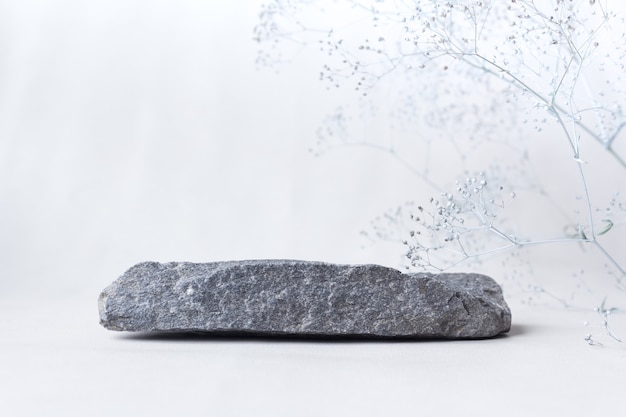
[98,260,511,338]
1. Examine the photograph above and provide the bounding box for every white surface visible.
[1,1,625,415]
[1,294,625,417]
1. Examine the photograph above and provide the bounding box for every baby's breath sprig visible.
[257,0,626,345]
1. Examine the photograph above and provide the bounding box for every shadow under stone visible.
[504,323,528,337]
[116,328,516,343]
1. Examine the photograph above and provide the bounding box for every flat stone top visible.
[99,260,511,339]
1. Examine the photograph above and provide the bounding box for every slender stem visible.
[592,240,626,280]
[449,51,626,168]
[334,141,443,192]
[575,156,596,238]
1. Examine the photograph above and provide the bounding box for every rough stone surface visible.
[98,260,511,338]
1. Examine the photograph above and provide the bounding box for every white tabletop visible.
[2,291,624,417]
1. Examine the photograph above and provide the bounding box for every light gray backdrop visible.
[0,0,421,296]
[1,0,624,305]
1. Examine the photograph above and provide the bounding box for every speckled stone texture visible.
[98,260,511,338]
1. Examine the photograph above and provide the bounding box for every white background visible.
[1,1,625,415]
[0,0,420,298]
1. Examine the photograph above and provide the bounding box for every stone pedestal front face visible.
[99,260,511,339]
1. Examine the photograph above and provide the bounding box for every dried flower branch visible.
[256,0,626,345]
